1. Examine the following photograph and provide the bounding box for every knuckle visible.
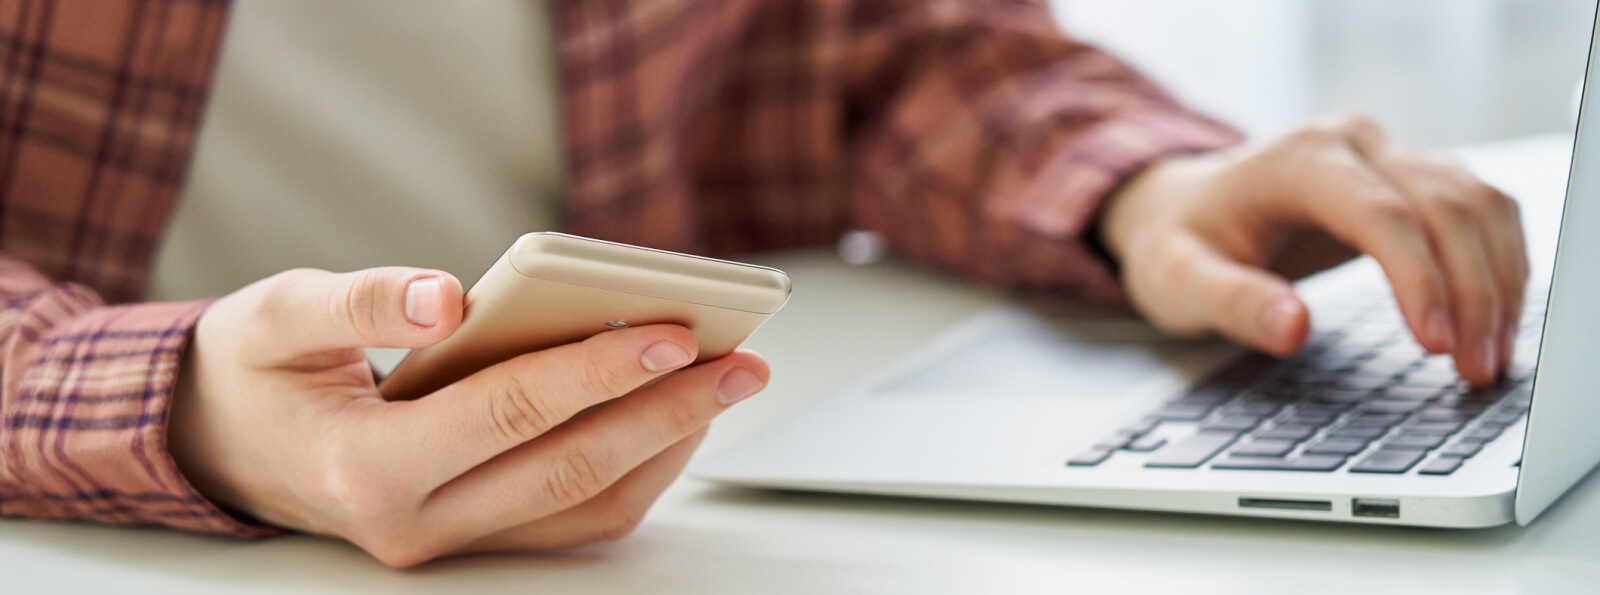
[1481,187,1521,220]
[1427,190,1477,221]
[544,447,610,507]
[329,271,386,342]
[1364,193,1419,226]
[247,268,318,320]
[1333,111,1380,135]
[488,378,558,441]
[661,399,706,437]
[1281,121,1342,148]
[577,350,633,397]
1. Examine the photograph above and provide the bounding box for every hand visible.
[1098,114,1527,386]
[168,267,769,567]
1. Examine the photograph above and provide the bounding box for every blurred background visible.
[1051,0,1598,146]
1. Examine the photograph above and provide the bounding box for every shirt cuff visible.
[989,108,1244,301]
[0,295,282,538]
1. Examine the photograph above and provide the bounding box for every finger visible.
[455,429,707,554]
[1341,120,1528,382]
[1143,236,1308,356]
[1253,135,1457,355]
[1494,201,1530,369]
[239,267,464,365]
[389,324,700,488]
[420,350,769,541]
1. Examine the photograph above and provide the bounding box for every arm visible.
[844,0,1241,301]
[843,2,1524,384]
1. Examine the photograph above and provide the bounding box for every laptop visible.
[690,13,1600,528]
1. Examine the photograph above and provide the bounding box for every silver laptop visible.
[691,13,1600,528]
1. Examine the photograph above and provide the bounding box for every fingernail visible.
[1425,309,1456,352]
[1260,295,1300,347]
[405,277,441,327]
[717,368,764,405]
[640,341,691,372]
[1480,336,1499,379]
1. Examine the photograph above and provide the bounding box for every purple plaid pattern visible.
[1,0,1239,537]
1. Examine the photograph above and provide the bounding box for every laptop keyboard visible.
[1067,294,1544,476]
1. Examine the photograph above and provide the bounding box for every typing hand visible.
[1098,114,1527,386]
[168,268,768,567]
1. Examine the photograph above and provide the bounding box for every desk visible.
[1,134,1592,594]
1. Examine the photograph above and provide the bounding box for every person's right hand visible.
[168,267,769,567]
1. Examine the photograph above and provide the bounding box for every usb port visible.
[1238,497,1332,512]
[1352,498,1400,518]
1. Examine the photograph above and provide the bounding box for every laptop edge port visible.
[1352,498,1401,518]
[1238,497,1333,512]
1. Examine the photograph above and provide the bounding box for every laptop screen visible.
[1515,6,1600,525]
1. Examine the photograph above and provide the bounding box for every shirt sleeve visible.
[844,0,1244,302]
[0,257,279,538]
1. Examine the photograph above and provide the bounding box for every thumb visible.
[1196,251,1308,357]
[242,267,464,365]
[1142,240,1309,357]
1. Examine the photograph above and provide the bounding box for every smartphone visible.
[378,232,792,401]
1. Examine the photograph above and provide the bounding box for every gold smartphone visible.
[378,232,792,401]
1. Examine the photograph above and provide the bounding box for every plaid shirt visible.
[0,0,1239,537]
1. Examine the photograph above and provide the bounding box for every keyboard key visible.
[1210,355,1280,386]
[1350,449,1427,473]
[1381,386,1443,401]
[1312,389,1375,404]
[1483,410,1526,425]
[1335,375,1397,391]
[1230,440,1297,457]
[1155,402,1214,421]
[1258,424,1318,441]
[1303,438,1372,456]
[1179,385,1239,405]
[1361,400,1427,414]
[1211,455,1347,472]
[1288,370,1349,386]
[1355,358,1418,378]
[1398,367,1461,387]
[1286,411,1339,426]
[1417,408,1476,422]
[1407,420,1465,435]
[1381,433,1448,450]
[1126,435,1167,452]
[1199,415,1266,433]
[1329,425,1390,440]
[1460,426,1505,443]
[1479,420,1518,431]
[1067,448,1115,467]
[1430,398,1491,413]
[1297,402,1356,415]
[1418,456,1466,475]
[1145,433,1239,469]
[1439,442,1483,458]
[1346,412,1407,428]
[1226,400,1285,416]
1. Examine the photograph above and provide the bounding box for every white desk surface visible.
[2,134,1592,594]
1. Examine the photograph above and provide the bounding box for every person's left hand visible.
[1098,113,1527,386]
